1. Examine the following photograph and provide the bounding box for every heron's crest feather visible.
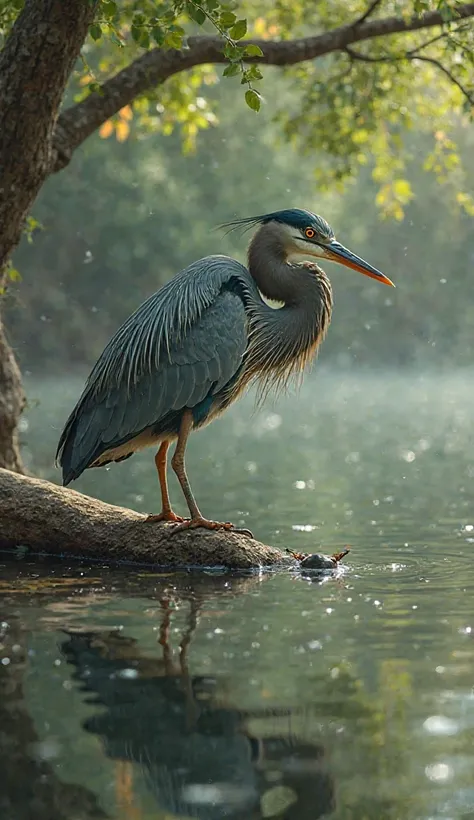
[220,209,334,241]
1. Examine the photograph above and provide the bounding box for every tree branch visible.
[410,55,474,107]
[353,0,385,27]
[345,45,474,107]
[0,468,292,570]
[51,3,474,172]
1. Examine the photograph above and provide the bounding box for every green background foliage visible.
[2,0,474,372]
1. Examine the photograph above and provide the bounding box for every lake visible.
[2,371,474,819]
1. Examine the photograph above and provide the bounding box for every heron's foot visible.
[145,510,186,524]
[170,517,254,539]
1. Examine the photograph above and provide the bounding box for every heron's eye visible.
[304,227,316,239]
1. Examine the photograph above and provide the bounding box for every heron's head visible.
[223,208,394,287]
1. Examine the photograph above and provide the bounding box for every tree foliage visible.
[1,0,472,218]
[8,75,474,373]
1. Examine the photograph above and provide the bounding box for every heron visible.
[56,208,393,536]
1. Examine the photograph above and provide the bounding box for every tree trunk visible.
[0,0,97,471]
[0,319,25,471]
[0,468,293,570]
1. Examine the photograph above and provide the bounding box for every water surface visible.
[3,372,474,819]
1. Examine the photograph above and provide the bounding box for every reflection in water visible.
[0,615,105,820]
[8,365,474,820]
[61,596,335,820]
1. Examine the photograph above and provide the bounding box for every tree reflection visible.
[0,615,106,820]
[61,594,335,820]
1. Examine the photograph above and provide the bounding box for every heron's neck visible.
[242,223,333,392]
[247,222,330,309]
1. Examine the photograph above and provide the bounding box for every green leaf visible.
[187,3,206,25]
[89,23,102,41]
[245,88,261,112]
[101,1,117,18]
[219,11,236,29]
[244,44,263,58]
[164,31,184,49]
[88,82,103,95]
[223,62,240,77]
[229,19,247,40]
[131,24,141,42]
[139,30,150,49]
[223,42,241,60]
[152,25,164,45]
[248,65,262,81]
[7,267,21,282]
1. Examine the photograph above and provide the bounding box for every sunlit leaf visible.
[245,88,261,111]
[219,11,237,29]
[229,19,247,40]
[115,120,130,141]
[244,44,264,58]
[99,120,114,138]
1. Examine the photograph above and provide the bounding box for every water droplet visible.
[263,413,281,431]
[292,524,316,532]
[425,762,452,782]
[308,640,322,650]
[423,715,458,736]
[117,668,139,679]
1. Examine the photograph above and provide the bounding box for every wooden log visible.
[0,468,292,570]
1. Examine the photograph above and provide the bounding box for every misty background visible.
[7,73,474,379]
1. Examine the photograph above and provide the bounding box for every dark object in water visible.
[286,548,350,571]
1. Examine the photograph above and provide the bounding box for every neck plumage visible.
[240,222,333,399]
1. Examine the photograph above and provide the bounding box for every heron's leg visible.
[171,411,203,520]
[170,410,253,538]
[146,440,185,523]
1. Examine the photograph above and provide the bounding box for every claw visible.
[169,517,254,538]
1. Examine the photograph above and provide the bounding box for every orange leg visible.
[170,410,253,538]
[115,761,140,819]
[146,440,185,523]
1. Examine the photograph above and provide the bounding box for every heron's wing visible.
[57,256,252,483]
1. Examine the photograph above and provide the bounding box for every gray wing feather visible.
[57,256,252,481]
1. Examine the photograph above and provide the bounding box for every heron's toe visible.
[230,525,254,538]
[169,517,253,538]
[145,510,186,524]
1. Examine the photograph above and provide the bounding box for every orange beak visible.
[324,241,395,287]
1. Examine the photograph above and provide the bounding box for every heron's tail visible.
[55,398,101,485]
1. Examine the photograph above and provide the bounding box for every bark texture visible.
[0,318,24,471]
[0,0,97,473]
[0,469,293,570]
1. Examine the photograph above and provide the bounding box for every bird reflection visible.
[61,596,335,820]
